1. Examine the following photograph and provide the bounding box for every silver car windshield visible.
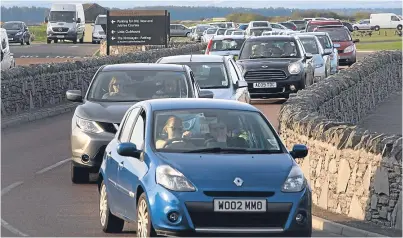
[87,70,189,102]
[153,109,282,153]
[300,38,319,54]
[316,35,332,49]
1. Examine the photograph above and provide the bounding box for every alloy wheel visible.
[99,184,108,227]
[137,199,149,238]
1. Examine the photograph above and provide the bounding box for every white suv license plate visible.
[214,199,266,212]
[253,82,277,88]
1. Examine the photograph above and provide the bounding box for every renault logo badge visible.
[234,177,243,187]
[58,28,62,32]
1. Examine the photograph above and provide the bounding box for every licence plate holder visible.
[214,199,266,212]
[253,82,277,88]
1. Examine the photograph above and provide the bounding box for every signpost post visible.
[106,10,169,55]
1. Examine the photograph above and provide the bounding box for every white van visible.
[45,3,85,44]
[0,28,15,70]
[370,13,402,30]
[92,14,106,44]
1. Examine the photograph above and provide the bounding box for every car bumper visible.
[149,186,312,236]
[92,36,106,42]
[71,127,114,170]
[47,32,77,40]
[338,51,356,65]
[8,35,23,43]
[246,75,304,99]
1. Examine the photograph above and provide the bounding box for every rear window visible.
[207,28,218,34]
[211,38,246,51]
[196,26,210,32]
[252,22,269,27]
[315,28,352,42]
[216,29,226,35]
[95,16,106,25]
[316,35,332,49]
[291,20,306,24]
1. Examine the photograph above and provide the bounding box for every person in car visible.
[153,75,186,98]
[156,116,192,149]
[205,121,248,148]
[102,76,130,99]
[282,42,296,56]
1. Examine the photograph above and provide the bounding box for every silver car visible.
[224,28,237,35]
[170,24,191,37]
[297,34,332,82]
[304,31,339,75]
[204,35,246,58]
[231,30,246,36]
[156,54,250,103]
[202,27,218,42]
[352,19,373,31]
[192,24,211,41]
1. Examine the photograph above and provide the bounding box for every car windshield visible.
[232,31,244,35]
[239,39,300,59]
[249,28,272,36]
[316,35,332,49]
[87,70,189,102]
[216,29,226,35]
[225,29,236,35]
[3,22,22,30]
[300,37,319,54]
[95,16,107,25]
[49,11,75,23]
[168,62,229,89]
[316,28,352,42]
[207,28,218,34]
[196,26,210,32]
[252,22,269,27]
[153,109,282,153]
[211,38,245,51]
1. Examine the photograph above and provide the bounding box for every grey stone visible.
[336,159,351,193]
[391,192,402,229]
[379,207,388,219]
[374,167,390,196]
[370,195,378,210]
[362,164,372,193]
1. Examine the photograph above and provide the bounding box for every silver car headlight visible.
[156,165,196,192]
[281,165,306,192]
[288,62,302,74]
[314,62,324,68]
[76,116,103,133]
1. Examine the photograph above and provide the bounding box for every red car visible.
[305,20,343,32]
[314,25,360,66]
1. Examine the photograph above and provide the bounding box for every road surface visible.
[9,42,99,59]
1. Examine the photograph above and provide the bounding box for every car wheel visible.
[47,39,51,44]
[99,181,125,233]
[71,162,90,184]
[353,26,359,31]
[79,35,84,43]
[398,25,402,30]
[26,37,31,45]
[54,39,58,43]
[136,193,156,238]
[20,38,24,45]
[374,25,380,31]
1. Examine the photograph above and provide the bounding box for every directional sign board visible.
[106,10,169,47]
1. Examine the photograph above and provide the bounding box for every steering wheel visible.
[163,138,186,148]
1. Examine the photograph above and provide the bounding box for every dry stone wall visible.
[278,50,402,229]
[1,42,206,117]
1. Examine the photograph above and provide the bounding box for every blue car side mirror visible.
[117,142,141,158]
[290,144,308,158]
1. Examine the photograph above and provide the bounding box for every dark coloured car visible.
[3,21,31,45]
[279,22,298,31]
[342,21,354,32]
[288,20,307,31]
[66,63,214,183]
[235,35,315,99]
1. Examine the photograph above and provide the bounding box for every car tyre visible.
[20,38,24,45]
[136,193,156,238]
[26,37,31,45]
[47,39,51,44]
[99,181,125,233]
[71,162,90,184]
[80,35,84,43]
[398,25,402,30]
[353,26,359,31]
[374,25,380,31]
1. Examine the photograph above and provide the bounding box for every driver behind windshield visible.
[154,75,185,98]
[205,120,248,148]
[102,76,130,99]
[156,116,192,149]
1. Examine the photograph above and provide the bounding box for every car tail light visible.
[206,39,213,54]
[292,26,297,30]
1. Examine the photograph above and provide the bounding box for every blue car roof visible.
[136,98,259,112]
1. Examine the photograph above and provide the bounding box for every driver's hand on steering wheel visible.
[182,131,192,139]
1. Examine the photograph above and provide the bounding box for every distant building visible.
[83,3,107,23]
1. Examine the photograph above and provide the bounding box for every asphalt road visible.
[9,42,99,58]
[1,52,371,237]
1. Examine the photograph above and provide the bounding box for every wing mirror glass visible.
[117,142,141,158]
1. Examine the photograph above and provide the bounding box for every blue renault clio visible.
[98,98,312,237]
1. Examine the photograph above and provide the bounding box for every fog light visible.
[168,212,179,223]
[81,154,90,163]
[290,85,296,91]
[295,213,305,224]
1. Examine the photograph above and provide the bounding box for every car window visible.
[196,26,209,32]
[207,28,218,34]
[316,35,333,49]
[249,28,272,36]
[87,70,189,102]
[3,22,23,30]
[129,111,145,149]
[300,38,319,54]
[252,22,268,27]
[315,28,352,42]
[230,59,244,81]
[119,108,140,142]
[211,38,245,51]
[271,24,282,29]
[95,16,107,25]
[391,16,400,21]
[216,29,226,35]
[226,59,239,84]
[153,109,282,153]
[239,39,300,59]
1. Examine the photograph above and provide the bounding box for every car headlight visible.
[344,45,355,53]
[288,62,301,74]
[15,32,23,36]
[156,165,196,192]
[76,116,103,133]
[281,165,306,192]
[314,62,324,68]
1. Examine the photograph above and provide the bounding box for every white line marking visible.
[35,158,70,175]
[1,219,29,236]
[71,46,78,48]
[1,181,23,196]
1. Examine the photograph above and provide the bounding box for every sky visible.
[1,0,402,9]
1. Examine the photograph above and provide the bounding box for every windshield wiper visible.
[184,147,282,154]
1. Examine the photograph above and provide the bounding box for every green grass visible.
[28,25,47,42]
[352,29,402,43]
[356,41,402,50]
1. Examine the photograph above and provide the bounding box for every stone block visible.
[374,167,390,196]
[348,195,365,220]
[336,159,351,193]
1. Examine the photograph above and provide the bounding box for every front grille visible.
[244,70,287,81]
[338,50,344,54]
[52,27,69,32]
[97,122,120,134]
[186,202,290,228]
[248,86,285,94]
[203,191,275,197]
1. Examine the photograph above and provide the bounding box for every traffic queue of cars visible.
[63,31,329,237]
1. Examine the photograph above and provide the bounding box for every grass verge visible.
[356,41,402,50]
[352,29,402,43]
[29,25,47,42]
